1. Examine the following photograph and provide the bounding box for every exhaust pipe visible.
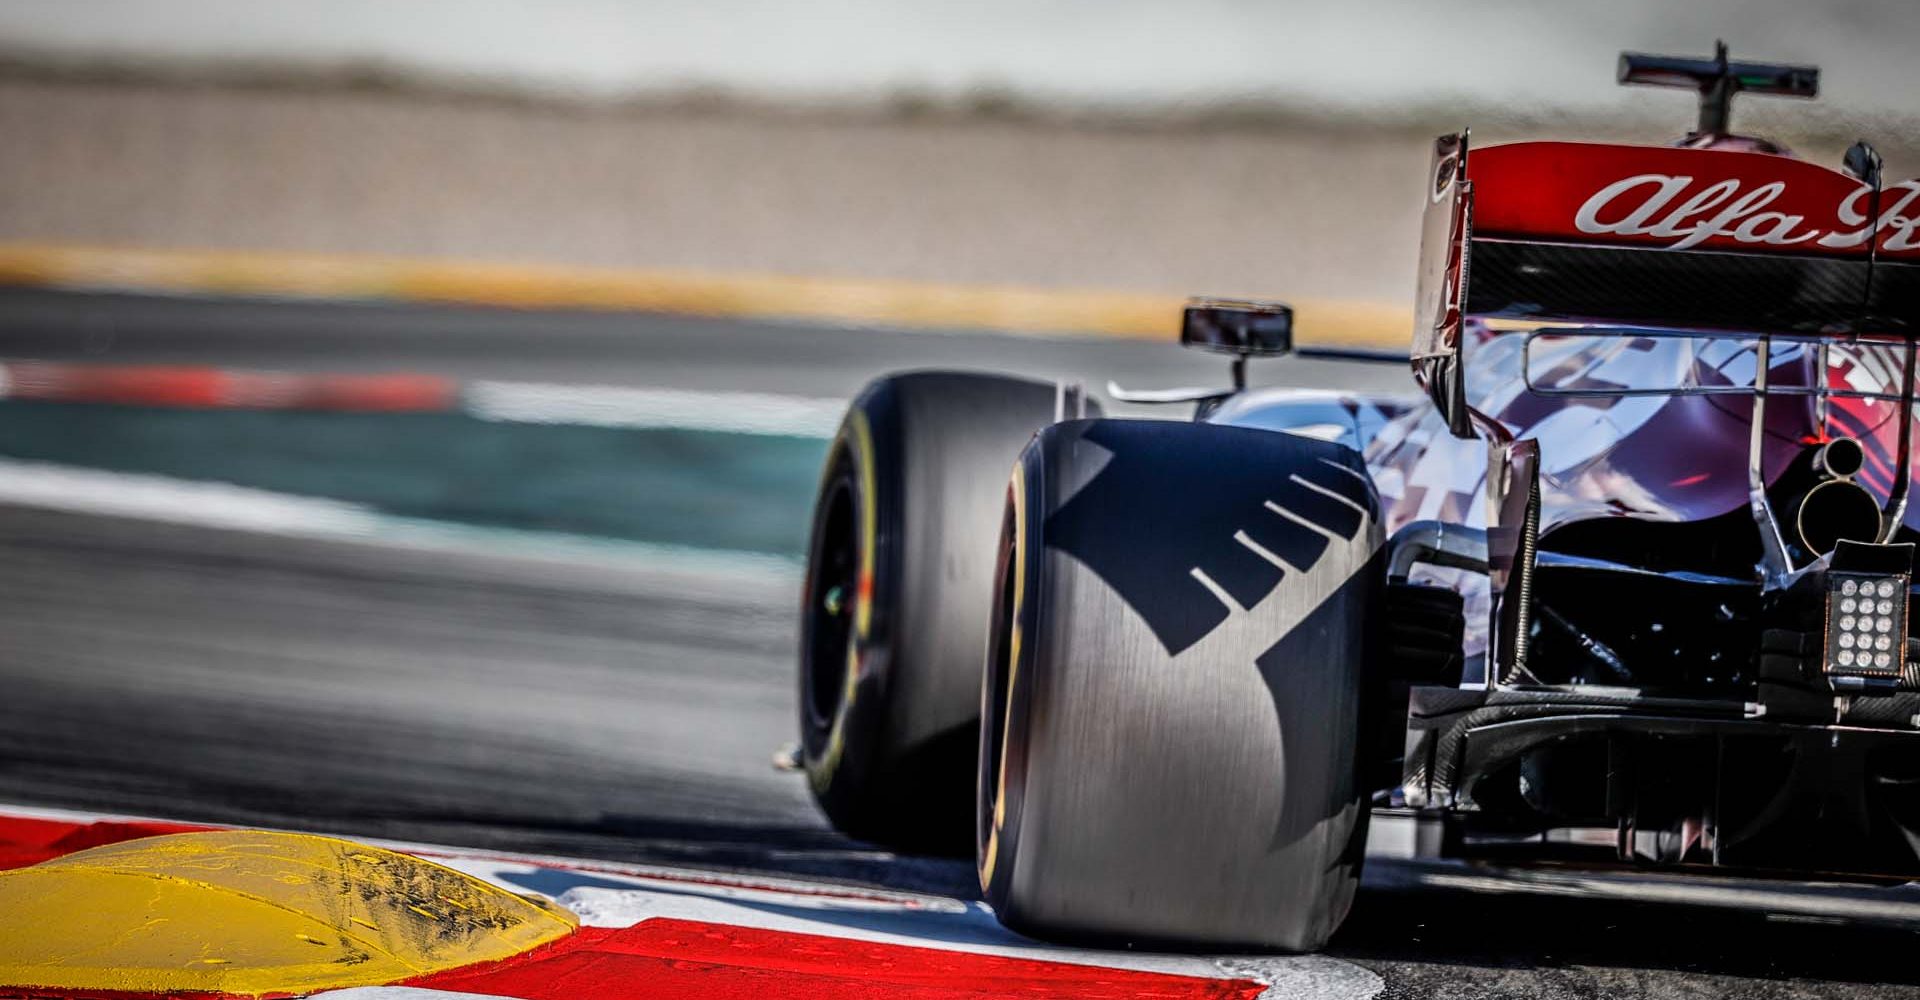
[1814,436,1866,479]
[1795,437,1881,556]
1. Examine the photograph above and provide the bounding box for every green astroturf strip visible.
[0,401,829,558]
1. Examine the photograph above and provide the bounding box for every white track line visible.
[0,457,800,584]
[465,381,845,437]
[0,457,382,535]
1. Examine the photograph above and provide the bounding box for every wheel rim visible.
[979,494,1020,865]
[805,467,860,732]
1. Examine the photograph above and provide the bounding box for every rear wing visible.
[1412,133,1920,432]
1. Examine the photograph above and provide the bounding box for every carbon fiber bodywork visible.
[1399,684,1920,877]
[1467,239,1870,335]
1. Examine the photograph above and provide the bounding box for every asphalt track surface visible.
[7,290,1920,997]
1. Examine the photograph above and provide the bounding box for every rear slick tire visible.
[979,418,1382,951]
[800,371,1066,855]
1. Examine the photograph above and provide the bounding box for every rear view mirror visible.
[1180,299,1293,357]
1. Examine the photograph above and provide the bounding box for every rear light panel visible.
[1827,573,1909,678]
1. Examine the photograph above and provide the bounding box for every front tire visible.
[980,418,1382,951]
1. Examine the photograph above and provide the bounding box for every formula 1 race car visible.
[795,46,1920,951]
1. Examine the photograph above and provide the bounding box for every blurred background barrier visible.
[0,73,1433,329]
[0,244,1409,345]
